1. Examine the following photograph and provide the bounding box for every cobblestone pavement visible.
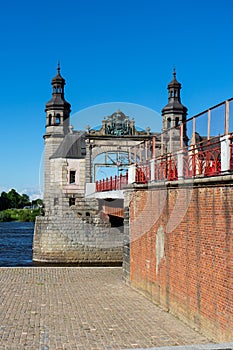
[0,267,210,350]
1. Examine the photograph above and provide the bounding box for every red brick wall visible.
[129,183,233,342]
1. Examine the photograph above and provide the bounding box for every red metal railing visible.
[135,162,150,184]
[137,136,222,182]
[95,135,232,192]
[182,137,221,178]
[96,172,128,192]
[154,154,178,181]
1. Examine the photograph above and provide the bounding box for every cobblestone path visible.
[0,267,210,350]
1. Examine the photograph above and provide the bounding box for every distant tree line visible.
[0,189,42,211]
[0,189,43,222]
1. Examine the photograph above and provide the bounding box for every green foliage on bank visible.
[0,208,41,222]
[0,189,43,222]
[0,189,43,211]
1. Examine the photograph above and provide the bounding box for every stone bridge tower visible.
[162,69,188,152]
[43,63,71,212]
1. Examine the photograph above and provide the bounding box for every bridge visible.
[95,98,233,192]
[34,65,233,342]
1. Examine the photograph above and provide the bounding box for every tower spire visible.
[161,70,188,147]
[57,60,61,75]
[173,66,176,79]
[45,64,71,135]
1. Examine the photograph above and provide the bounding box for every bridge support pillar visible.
[220,135,231,172]
[177,150,184,179]
[150,159,155,181]
[128,164,136,184]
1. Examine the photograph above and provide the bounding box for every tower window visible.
[53,86,62,93]
[167,118,171,128]
[69,171,76,184]
[48,114,52,126]
[56,114,60,125]
[69,197,75,206]
[175,117,180,127]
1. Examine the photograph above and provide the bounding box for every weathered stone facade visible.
[33,211,123,265]
[33,66,187,265]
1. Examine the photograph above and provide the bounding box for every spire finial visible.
[57,61,61,74]
[173,66,176,79]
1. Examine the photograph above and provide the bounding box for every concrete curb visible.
[124,342,233,350]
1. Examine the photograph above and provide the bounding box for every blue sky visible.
[1,0,233,198]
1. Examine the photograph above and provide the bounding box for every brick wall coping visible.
[125,342,233,350]
[125,173,233,190]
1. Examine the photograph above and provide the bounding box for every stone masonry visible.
[33,203,123,265]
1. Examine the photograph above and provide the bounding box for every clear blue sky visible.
[1,0,233,198]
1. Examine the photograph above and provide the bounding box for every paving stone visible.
[0,267,210,349]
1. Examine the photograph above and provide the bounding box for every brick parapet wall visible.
[124,178,233,342]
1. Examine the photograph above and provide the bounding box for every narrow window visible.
[56,114,60,125]
[167,118,171,128]
[54,198,59,206]
[48,114,52,126]
[69,171,76,184]
[175,117,180,127]
[69,197,75,206]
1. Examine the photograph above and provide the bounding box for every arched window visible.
[48,114,52,126]
[56,114,60,125]
[93,151,132,182]
[175,117,180,127]
[167,118,171,129]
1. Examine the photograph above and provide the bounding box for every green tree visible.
[0,192,10,210]
[32,198,43,208]
[7,189,21,208]
[18,193,31,208]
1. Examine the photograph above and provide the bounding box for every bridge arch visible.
[84,110,155,183]
[93,150,131,181]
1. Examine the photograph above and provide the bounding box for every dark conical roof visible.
[51,62,65,85]
[168,68,181,89]
[162,100,187,115]
[45,63,71,112]
[162,69,187,116]
[45,96,71,110]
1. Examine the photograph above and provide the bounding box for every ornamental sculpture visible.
[104,111,133,136]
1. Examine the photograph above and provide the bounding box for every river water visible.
[0,222,34,267]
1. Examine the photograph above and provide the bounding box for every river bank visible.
[0,208,41,222]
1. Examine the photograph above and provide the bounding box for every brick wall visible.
[124,180,233,342]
